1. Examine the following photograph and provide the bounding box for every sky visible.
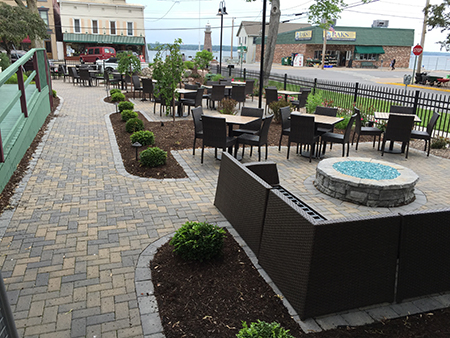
[131,0,448,53]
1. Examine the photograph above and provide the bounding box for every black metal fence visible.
[0,271,19,338]
[219,66,450,138]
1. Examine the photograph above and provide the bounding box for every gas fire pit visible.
[314,157,419,207]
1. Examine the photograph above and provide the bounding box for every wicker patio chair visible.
[70,67,80,86]
[410,111,440,156]
[210,84,226,109]
[232,107,263,137]
[191,106,203,155]
[231,85,246,109]
[278,106,291,151]
[245,79,255,101]
[314,106,338,135]
[201,115,238,164]
[181,88,203,116]
[381,114,415,158]
[141,78,153,102]
[132,75,143,99]
[264,87,279,115]
[389,105,415,114]
[290,88,311,111]
[287,114,320,162]
[237,115,274,161]
[352,107,383,150]
[321,113,357,157]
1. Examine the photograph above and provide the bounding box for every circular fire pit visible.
[314,157,419,207]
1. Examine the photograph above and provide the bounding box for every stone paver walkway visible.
[1,80,450,337]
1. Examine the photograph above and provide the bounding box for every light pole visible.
[217,1,228,75]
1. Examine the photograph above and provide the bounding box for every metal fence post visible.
[313,78,317,94]
[284,74,287,90]
[0,271,19,338]
[243,68,246,81]
[354,82,359,103]
[413,90,420,115]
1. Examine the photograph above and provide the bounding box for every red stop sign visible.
[413,45,423,56]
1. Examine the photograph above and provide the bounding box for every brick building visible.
[255,26,414,68]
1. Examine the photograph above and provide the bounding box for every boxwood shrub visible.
[118,101,134,112]
[169,221,226,261]
[237,321,295,338]
[121,109,138,122]
[139,147,167,167]
[111,92,125,103]
[125,118,144,133]
[110,88,121,96]
[130,130,155,146]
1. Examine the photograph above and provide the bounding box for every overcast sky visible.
[132,0,447,53]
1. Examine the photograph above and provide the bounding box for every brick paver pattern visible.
[1,80,450,337]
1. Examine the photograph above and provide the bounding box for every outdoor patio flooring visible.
[1,80,449,337]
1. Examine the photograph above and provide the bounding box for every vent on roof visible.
[372,20,389,28]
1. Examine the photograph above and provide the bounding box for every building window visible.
[244,37,247,44]
[110,21,116,35]
[39,10,49,26]
[74,19,81,33]
[356,53,378,61]
[92,20,98,34]
[127,22,133,36]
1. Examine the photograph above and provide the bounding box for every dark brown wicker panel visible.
[397,209,450,302]
[258,189,400,319]
[214,152,272,256]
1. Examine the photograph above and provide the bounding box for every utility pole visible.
[231,17,235,59]
[417,0,430,74]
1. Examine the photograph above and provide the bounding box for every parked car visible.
[96,57,119,72]
[80,46,116,64]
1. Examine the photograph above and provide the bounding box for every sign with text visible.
[413,45,423,56]
[295,30,312,41]
[326,31,356,41]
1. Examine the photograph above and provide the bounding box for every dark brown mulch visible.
[0,97,60,216]
[152,232,450,338]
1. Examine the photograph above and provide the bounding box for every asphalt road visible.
[235,62,450,96]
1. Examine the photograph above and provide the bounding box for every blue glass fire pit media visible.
[332,161,400,180]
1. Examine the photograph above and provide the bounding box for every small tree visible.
[152,39,185,122]
[117,51,141,92]
[426,2,450,51]
[0,2,48,57]
[193,50,214,70]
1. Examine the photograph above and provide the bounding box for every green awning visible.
[63,33,145,45]
[354,46,385,54]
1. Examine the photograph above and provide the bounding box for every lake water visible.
[146,49,233,63]
[409,52,450,71]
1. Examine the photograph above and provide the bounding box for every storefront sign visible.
[326,31,356,41]
[295,30,312,41]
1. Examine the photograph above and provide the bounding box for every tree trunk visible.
[320,29,327,70]
[262,0,280,86]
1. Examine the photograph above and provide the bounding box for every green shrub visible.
[169,222,226,261]
[118,101,134,112]
[305,91,323,113]
[125,118,144,133]
[218,98,237,115]
[431,136,449,149]
[139,147,167,167]
[52,89,57,98]
[212,73,224,82]
[110,88,121,96]
[236,321,295,338]
[0,53,9,72]
[130,130,155,146]
[121,109,138,122]
[111,92,125,103]
[184,60,195,69]
[269,99,292,123]
[5,73,28,84]
[334,115,351,130]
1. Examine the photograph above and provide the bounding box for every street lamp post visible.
[217,1,228,76]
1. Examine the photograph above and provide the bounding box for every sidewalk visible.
[1,80,450,337]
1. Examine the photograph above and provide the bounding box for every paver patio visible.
[1,80,450,337]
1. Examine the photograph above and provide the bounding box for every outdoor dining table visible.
[202,112,260,157]
[291,112,344,158]
[231,80,246,85]
[374,112,421,153]
[278,89,302,101]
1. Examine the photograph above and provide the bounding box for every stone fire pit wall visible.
[314,158,419,207]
